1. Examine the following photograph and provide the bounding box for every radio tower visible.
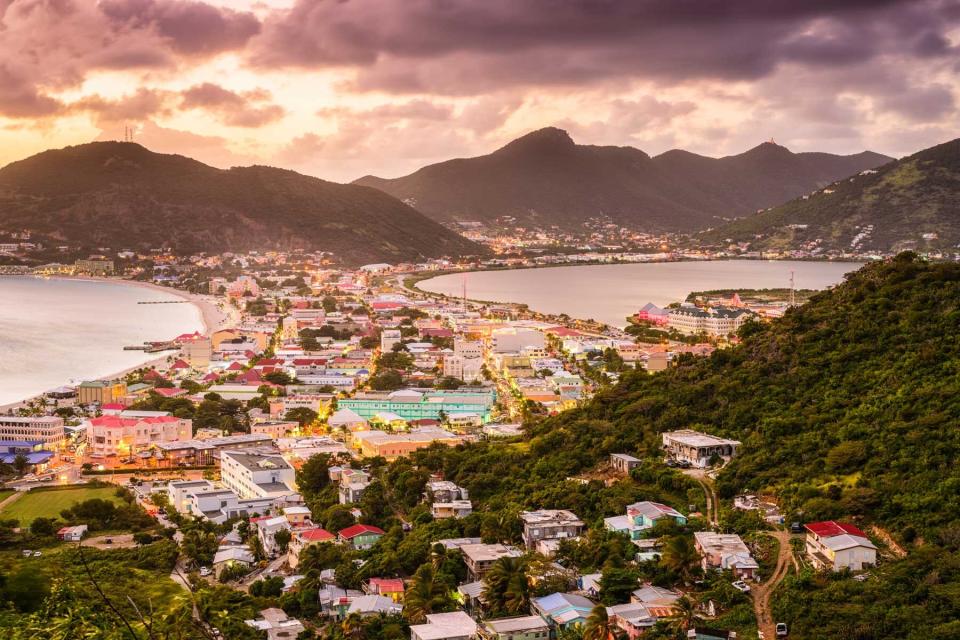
[789,270,796,307]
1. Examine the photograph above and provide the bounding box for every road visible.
[753,530,796,639]
[681,468,719,526]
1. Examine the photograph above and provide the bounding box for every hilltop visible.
[703,138,960,253]
[0,142,482,265]
[354,128,891,231]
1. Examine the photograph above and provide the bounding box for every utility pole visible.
[790,270,796,307]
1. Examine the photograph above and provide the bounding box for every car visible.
[790,522,803,534]
[775,622,788,636]
[675,460,692,469]
[21,549,31,557]
[104,538,113,544]
[665,459,677,467]
[199,566,212,577]
[732,580,751,593]
[32,551,42,557]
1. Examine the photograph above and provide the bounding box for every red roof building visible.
[804,521,868,539]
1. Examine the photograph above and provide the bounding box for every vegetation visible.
[0,485,127,527]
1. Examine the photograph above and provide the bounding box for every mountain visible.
[0,142,482,265]
[354,128,892,231]
[702,138,960,253]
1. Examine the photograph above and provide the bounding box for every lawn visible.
[0,485,123,526]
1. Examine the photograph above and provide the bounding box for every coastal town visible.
[0,247,887,640]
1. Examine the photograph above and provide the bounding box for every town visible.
[0,248,891,640]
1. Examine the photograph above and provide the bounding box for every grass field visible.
[0,486,123,526]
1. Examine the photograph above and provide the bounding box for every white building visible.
[491,327,545,353]
[693,531,760,580]
[87,415,192,457]
[442,353,483,383]
[0,415,66,448]
[667,305,753,337]
[257,516,292,558]
[220,451,296,500]
[662,429,740,468]
[410,612,478,640]
[804,521,877,572]
[381,329,402,353]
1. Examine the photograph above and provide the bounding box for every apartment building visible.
[78,380,128,406]
[87,415,192,457]
[520,510,585,550]
[667,305,753,337]
[0,415,66,448]
[662,429,740,468]
[220,451,296,500]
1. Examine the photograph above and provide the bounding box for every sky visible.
[0,0,958,182]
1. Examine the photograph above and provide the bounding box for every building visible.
[460,543,523,580]
[605,501,687,540]
[635,302,669,326]
[155,433,274,466]
[607,603,658,639]
[338,524,385,550]
[531,593,594,630]
[213,546,255,579]
[0,440,54,467]
[364,578,405,603]
[288,528,335,569]
[442,354,483,383]
[78,380,128,406]
[57,525,88,541]
[181,337,213,369]
[483,616,551,640]
[87,415,192,457]
[381,329,402,353]
[340,389,496,424]
[804,521,877,572]
[425,480,469,504]
[610,453,641,475]
[520,510,585,549]
[352,428,463,460]
[0,416,65,448]
[257,516,292,557]
[667,305,753,337]
[410,612,478,640]
[491,327,545,353]
[693,532,759,580]
[662,430,740,468]
[244,608,304,640]
[432,500,473,519]
[220,451,296,500]
[339,469,372,504]
[75,256,114,275]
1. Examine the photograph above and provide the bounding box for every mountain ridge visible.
[354,129,893,231]
[0,142,483,265]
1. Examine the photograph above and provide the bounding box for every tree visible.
[324,506,357,533]
[598,564,639,605]
[369,370,404,391]
[667,595,699,637]
[274,528,292,553]
[182,528,218,567]
[482,556,530,616]
[30,517,58,537]
[250,575,284,597]
[12,453,29,476]
[660,535,700,584]
[403,563,455,623]
[296,453,331,496]
[286,407,319,427]
[584,604,623,640]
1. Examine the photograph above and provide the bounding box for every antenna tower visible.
[789,270,796,307]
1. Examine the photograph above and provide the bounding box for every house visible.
[346,594,403,617]
[288,528,335,569]
[432,500,473,519]
[531,593,595,630]
[519,510,585,549]
[425,480,469,503]
[57,525,88,541]
[662,430,740,468]
[283,505,312,527]
[220,451,296,500]
[339,469,372,504]
[257,516,292,558]
[213,546,255,579]
[410,611,478,640]
[631,585,681,609]
[605,502,686,540]
[244,608,305,640]
[610,453,642,475]
[318,585,364,620]
[804,521,877,571]
[460,543,523,580]
[607,603,658,639]
[338,524,386,550]
[483,615,550,640]
[365,577,405,603]
[693,532,759,580]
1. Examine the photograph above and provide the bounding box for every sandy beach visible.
[0,276,239,412]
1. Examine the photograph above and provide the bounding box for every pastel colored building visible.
[88,415,192,457]
[804,521,877,572]
[340,389,496,424]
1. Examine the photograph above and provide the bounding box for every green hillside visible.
[703,138,960,253]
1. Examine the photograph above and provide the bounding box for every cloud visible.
[180,83,285,127]
[94,119,256,167]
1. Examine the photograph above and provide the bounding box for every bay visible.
[417,260,863,327]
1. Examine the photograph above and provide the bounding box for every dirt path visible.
[681,469,719,526]
[81,533,137,549]
[753,531,794,638]
[0,490,23,511]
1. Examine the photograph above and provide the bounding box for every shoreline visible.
[0,276,238,413]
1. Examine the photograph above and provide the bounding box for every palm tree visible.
[584,603,624,640]
[667,595,699,638]
[482,556,529,616]
[661,535,700,584]
[558,623,586,640]
[404,563,453,623]
[341,613,367,640]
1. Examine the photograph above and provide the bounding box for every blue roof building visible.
[0,440,54,465]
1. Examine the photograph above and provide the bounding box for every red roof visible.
[203,373,220,381]
[143,370,164,381]
[90,415,180,429]
[101,403,125,410]
[368,577,404,592]
[299,528,335,542]
[154,387,188,397]
[255,358,284,367]
[174,331,204,342]
[804,521,868,539]
[371,301,402,310]
[170,359,190,369]
[226,361,245,371]
[338,524,385,539]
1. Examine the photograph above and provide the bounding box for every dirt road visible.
[753,530,795,638]
[681,468,719,526]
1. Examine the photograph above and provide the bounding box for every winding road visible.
[753,530,796,638]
